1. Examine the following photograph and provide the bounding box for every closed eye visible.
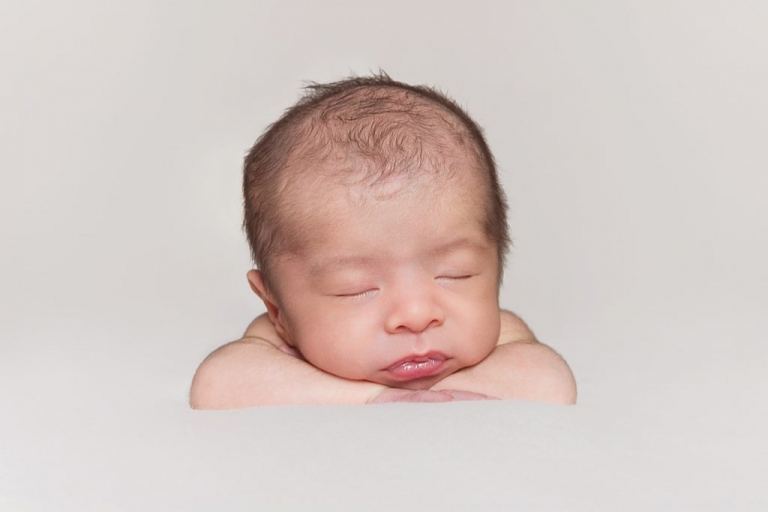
[334,289,378,299]
[436,275,474,282]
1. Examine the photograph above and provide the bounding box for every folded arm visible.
[190,311,576,408]
[430,341,577,404]
[190,319,386,408]
[429,311,576,404]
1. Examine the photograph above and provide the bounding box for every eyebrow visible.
[310,237,488,276]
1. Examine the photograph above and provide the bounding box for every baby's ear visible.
[246,270,283,327]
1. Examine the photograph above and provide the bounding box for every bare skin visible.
[191,93,578,409]
[190,310,577,408]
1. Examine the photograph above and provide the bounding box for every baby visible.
[190,74,576,408]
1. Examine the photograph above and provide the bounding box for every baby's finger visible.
[403,390,454,403]
[439,389,499,401]
[368,388,453,404]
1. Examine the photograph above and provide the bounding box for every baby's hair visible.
[244,71,510,291]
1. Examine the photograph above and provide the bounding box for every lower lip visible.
[386,357,447,381]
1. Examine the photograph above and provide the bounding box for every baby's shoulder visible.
[498,309,538,345]
[497,310,577,404]
[242,313,283,347]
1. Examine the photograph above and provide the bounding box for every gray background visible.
[1,1,766,509]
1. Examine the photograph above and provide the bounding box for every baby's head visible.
[243,74,510,389]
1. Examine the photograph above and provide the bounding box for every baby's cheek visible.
[296,330,363,378]
[462,339,495,367]
[458,313,500,364]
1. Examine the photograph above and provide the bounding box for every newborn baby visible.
[191,74,576,408]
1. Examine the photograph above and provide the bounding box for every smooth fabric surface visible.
[1,362,765,509]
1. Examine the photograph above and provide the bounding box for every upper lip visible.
[386,351,447,371]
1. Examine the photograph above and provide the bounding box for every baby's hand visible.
[367,388,497,404]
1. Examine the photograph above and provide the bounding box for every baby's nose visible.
[385,289,445,334]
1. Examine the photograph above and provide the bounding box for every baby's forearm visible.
[190,337,386,408]
[428,309,576,404]
[430,341,577,404]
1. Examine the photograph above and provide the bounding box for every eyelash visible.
[437,275,473,281]
[335,289,378,299]
[334,275,473,298]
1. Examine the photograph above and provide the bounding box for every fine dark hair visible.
[243,72,510,291]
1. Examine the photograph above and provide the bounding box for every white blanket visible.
[1,330,765,510]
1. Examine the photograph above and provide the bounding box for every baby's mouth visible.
[386,352,447,382]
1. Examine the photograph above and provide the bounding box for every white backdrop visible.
[1,1,766,510]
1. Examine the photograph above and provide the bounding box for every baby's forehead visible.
[276,159,490,258]
[281,144,486,220]
[280,183,492,265]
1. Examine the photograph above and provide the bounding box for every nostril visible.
[392,316,441,334]
[386,298,445,334]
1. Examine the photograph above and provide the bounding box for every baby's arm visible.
[189,315,487,408]
[190,311,575,408]
[190,318,383,408]
[430,312,577,404]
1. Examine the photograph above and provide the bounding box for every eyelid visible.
[436,274,474,281]
[334,288,378,299]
